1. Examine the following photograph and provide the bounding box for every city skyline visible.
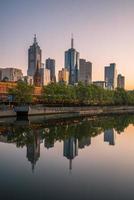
[1,0,134,89]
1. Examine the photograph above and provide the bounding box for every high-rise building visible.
[58,68,69,84]
[0,67,23,82]
[104,63,117,90]
[27,35,42,77]
[78,59,92,84]
[46,58,56,82]
[117,74,125,89]
[65,36,79,85]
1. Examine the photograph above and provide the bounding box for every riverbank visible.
[0,105,134,118]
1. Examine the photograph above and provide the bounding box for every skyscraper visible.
[117,74,125,89]
[65,36,79,85]
[27,35,42,77]
[78,59,92,84]
[104,63,117,90]
[46,58,56,82]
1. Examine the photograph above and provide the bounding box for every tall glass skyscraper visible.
[65,36,79,85]
[27,35,42,76]
[105,63,117,90]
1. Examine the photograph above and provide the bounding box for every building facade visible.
[46,58,56,82]
[33,61,42,87]
[65,37,79,85]
[78,59,92,84]
[0,68,23,82]
[117,74,125,89]
[104,63,117,90]
[93,81,106,89]
[27,35,42,77]
[23,76,33,85]
[58,68,69,84]
[40,68,51,86]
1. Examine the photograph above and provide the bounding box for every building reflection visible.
[104,129,115,145]
[44,138,55,149]
[78,136,91,149]
[1,115,131,171]
[26,131,41,172]
[63,137,78,170]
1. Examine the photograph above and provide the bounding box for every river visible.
[0,114,134,200]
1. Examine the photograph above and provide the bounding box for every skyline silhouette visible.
[1,0,134,89]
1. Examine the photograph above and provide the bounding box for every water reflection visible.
[104,129,115,145]
[27,132,41,172]
[64,137,78,170]
[0,114,134,172]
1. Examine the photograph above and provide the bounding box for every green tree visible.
[42,82,76,104]
[9,81,34,104]
[113,88,128,105]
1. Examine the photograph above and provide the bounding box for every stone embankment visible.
[0,105,134,118]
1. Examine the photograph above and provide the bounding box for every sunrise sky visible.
[0,0,134,89]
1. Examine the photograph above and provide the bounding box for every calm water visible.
[0,114,134,200]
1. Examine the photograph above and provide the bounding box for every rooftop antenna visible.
[71,33,74,48]
[34,34,37,43]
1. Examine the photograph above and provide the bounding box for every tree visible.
[8,81,34,104]
[42,82,134,106]
[42,82,76,104]
[113,88,128,105]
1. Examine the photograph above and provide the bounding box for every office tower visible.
[27,35,42,77]
[104,129,115,145]
[63,137,78,170]
[0,67,23,82]
[65,36,79,85]
[117,74,125,89]
[58,68,69,84]
[78,59,92,84]
[46,58,56,82]
[104,63,117,90]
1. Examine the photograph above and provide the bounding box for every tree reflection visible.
[0,114,134,147]
[0,114,134,171]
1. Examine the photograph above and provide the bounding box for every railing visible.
[14,105,29,112]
